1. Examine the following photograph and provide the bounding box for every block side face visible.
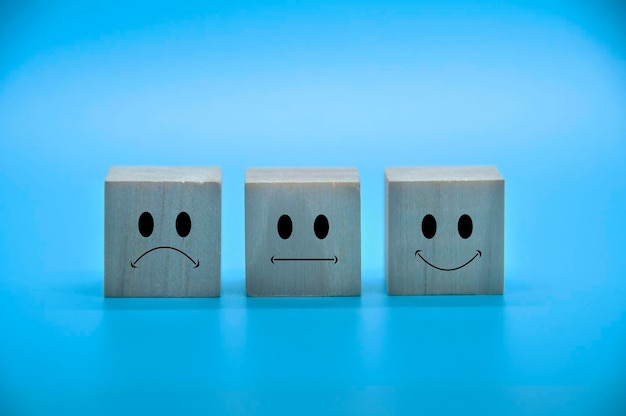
[245,181,360,297]
[105,181,221,297]
[384,181,394,294]
[386,179,504,295]
[246,168,359,184]
[386,182,419,295]
[385,175,389,293]
[386,166,503,183]
[107,166,222,183]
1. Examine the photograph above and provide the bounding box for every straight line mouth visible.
[414,250,481,271]
[131,246,199,268]
[271,255,338,264]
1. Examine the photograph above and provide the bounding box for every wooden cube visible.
[105,167,221,297]
[385,166,504,295]
[245,168,361,297]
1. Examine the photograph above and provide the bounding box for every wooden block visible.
[105,167,221,297]
[245,168,361,297]
[385,166,504,295]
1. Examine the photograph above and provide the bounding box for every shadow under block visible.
[385,166,504,295]
[245,168,361,297]
[105,167,222,297]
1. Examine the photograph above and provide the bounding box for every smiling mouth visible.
[271,255,338,264]
[415,250,481,271]
[131,246,199,268]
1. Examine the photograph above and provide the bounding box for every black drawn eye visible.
[314,214,329,239]
[277,214,293,239]
[421,214,437,239]
[138,212,154,237]
[458,214,473,239]
[176,212,192,237]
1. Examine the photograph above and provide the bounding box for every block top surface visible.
[106,166,222,183]
[246,168,359,184]
[385,166,503,182]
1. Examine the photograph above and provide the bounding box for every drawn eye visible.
[277,214,292,239]
[421,214,436,239]
[138,212,154,237]
[176,212,191,237]
[458,214,473,239]
[314,214,329,239]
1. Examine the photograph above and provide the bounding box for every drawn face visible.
[414,213,481,271]
[130,211,199,269]
[245,168,361,297]
[270,214,338,264]
[385,167,504,295]
[104,167,221,297]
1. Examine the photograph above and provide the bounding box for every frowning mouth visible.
[271,255,338,264]
[415,250,481,271]
[131,246,199,268]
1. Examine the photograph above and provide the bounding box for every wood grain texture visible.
[385,166,504,295]
[105,167,221,297]
[245,168,361,297]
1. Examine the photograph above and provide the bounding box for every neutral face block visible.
[245,168,361,297]
[385,166,504,295]
[105,167,221,297]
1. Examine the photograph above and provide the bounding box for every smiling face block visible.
[385,166,504,295]
[104,167,221,297]
[245,168,361,297]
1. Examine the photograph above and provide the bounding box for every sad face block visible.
[385,166,504,295]
[105,167,221,297]
[245,168,361,297]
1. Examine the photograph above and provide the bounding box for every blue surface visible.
[1,1,625,414]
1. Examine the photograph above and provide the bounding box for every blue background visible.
[1,1,625,414]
